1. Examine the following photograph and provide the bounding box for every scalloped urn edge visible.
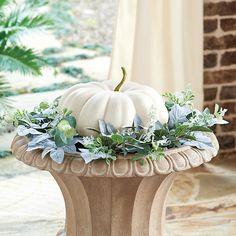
[11,135,219,236]
[11,134,219,178]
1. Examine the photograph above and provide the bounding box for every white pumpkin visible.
[59,68,168,136]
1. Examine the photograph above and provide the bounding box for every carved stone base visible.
[11,135,219,236]
[51,172,177,236]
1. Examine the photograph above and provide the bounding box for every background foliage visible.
[0,0,52,112]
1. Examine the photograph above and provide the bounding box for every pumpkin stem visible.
[114,67,127,92]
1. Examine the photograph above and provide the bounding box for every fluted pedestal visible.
[53,173,176,236]
[11,135,219,236]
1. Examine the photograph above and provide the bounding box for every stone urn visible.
[11,134,219,236]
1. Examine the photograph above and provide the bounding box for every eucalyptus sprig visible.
[9,88,228,165]
[163,88,194,111]
[10,99,79,164]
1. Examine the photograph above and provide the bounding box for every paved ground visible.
[1,157,236,236]
[166,160,236,236]
[0,158,64,236]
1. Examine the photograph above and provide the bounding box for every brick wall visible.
[204,0,236,159]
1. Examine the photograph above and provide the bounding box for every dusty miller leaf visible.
[50,148,65,164]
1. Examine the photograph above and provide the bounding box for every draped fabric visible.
[108,0,203,109]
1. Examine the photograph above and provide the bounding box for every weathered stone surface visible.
[204,69,236,84]
[11,135,219,236]
[204,53,218,68]
[204,1,236,16]
[221,18,236,31]
[167,173,200,205]
[204,87,218,101]
[167,157,236,235]
[11,135,219,177]
[221,51,236,66]
[0,158,65,236]
[204,35,236,50]
[4,155,236,236]
[220,85,236,99]
[204,19,218,33]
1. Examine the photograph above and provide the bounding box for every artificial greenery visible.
[10,99,79,163]
[10,89,228,165]
[163,88,195,111]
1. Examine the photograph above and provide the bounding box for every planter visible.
[11,135,219,236]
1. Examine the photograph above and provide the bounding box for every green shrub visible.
[0,150,12,158]
[60,67,84,78]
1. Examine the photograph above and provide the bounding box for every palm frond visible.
[0,9,53,44]
[3,8,53,30]
[0,0,10,18]
[0,75,10,92]
[0,95,11,110]
[0,0,52,76]
[16,14,53,30]
[0,0,9,9]
[0,76,12,111]
[0,46,44,75]
[24,0,49,8]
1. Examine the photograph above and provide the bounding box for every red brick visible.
[218,102,236,115]
[217,134,235,149]
[221,18,236,31]
[204,35,236,50]
[221,51,236,66]
[204,19,218,33]
[204,87,218,101]
[203,101,236,115]
[203,102,216,113]
[220,86,236,99]
[204,69,236,84]
[218,150,236,160]
[204,1,236,16]
[204,53,218,68]
[221,116,236,132]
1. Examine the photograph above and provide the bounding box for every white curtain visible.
[109,0,203,109]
